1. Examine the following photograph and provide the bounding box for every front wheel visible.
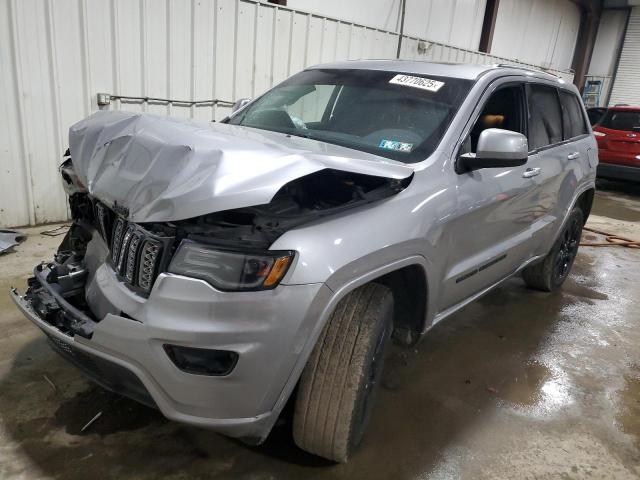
[522,207,584,291]
[292,283,393,462]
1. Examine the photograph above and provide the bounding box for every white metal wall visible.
[491,0,581,71]
[609,7,640,106]
[288,0,487,51]
[589,9,629,78]
[0,0,574,228]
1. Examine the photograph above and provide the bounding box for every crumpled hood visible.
[69,111,414,222]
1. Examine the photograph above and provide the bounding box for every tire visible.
[522,207,584,292]
[292,283,393,462]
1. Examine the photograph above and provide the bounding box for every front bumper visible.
[12,262,330,442]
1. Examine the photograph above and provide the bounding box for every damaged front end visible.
[172,167,411,249]
[16,145,412,339]
[21,224,95,337]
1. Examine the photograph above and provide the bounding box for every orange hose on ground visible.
[580,227,640,249]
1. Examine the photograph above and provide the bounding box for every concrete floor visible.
[1,180,639,480]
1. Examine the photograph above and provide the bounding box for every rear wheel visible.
[522,207,584,291]
[292,283,393,462]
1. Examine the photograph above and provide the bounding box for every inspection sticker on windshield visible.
[379,139,413,153]
[389,74,444,92]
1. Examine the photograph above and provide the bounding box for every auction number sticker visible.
[389,74,444,92]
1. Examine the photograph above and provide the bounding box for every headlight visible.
[168,240,294,291]
[593,131,606,137]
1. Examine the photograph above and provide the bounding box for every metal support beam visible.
[479,0,500,53]
[571,0,603,91]
[396,0,406,59]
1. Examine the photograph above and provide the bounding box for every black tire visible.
[292,283,393,462]
[522,207,584,292]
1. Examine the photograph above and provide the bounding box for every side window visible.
[469,85,525,153]
[560,91,589,139]
[527,84,563,150]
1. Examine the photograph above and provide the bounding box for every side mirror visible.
[231,98,251,114]
[458,128,528,172]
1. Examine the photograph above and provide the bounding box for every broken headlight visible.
[167,240,294,291]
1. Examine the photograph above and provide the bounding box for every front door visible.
[439,81,541,311]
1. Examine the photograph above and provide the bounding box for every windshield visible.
[226,69,474,163]
[599,110,640,132]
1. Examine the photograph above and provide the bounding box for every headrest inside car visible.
[479,114,505,129]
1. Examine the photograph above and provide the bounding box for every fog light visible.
[163,344,238,376]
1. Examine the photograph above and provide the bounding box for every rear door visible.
[558,88,596,190]
[523,83,577,257]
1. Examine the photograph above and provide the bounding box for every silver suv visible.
[11,60,597,462]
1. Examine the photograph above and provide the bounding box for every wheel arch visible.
[575,187,595,224]
[265,256,432,433]
[323,255,432,344]
[373,264,428,345]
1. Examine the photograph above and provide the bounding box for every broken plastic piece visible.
[0,229,26,254]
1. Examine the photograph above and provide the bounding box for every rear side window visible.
[527,84,563,150]
[559,91,589,139]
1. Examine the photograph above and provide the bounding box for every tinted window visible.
[527,84,563,150]
[587,107,606,126]
[469,85,525,152]
[599,110,640,132]
[227,69,474,163]
[560,91,589,139]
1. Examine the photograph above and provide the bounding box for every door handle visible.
[567,151,581,160]
[522,167,541,178]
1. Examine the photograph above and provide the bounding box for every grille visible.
[93,201,171,295]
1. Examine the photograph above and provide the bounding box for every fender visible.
[260,254,431,442]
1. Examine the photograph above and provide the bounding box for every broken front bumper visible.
[12,262,330,442]
[11,289,157,408]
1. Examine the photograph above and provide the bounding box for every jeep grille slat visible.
[116,225,135,275]
[94,202,112,242]
[138,240,161,292]
[125,233,142,283]
[102,209,170,295]
[111,218,126,264]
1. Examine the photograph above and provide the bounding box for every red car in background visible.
[593,106,640,182]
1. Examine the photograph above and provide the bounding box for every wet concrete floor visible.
[1,181,639,479]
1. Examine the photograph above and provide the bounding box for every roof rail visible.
[494,63,560,78]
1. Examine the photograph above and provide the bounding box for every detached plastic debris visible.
[41,224,70,237]
[0,229,26,254]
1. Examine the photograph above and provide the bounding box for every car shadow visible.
[0,268,602,480]
[596,178,640,198]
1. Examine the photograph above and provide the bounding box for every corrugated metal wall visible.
[288,0,488,51]
[491,0,581,72]
[0,0,574,228]
[609,7,640,107]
